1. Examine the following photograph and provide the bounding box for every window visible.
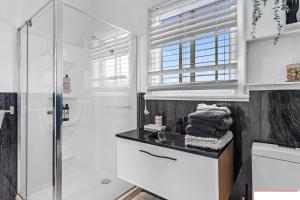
[89,33,131,89]
[148,0,238,92]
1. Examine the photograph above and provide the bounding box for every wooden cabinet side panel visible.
[218,142,234,200]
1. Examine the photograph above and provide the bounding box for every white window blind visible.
[90,33,130,89]
[148,0,239,91]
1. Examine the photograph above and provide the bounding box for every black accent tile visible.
[0,144,17,200]
[248,91,261,142]
[0,93,17,200]
[0,93,17,146]
[147,100,176,131]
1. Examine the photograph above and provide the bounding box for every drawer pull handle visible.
[139,150,177,161]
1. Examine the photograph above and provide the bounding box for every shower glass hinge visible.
[15,194,24,200]
[26,20,32,27]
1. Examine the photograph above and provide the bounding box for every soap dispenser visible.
[64,104,70,121]
[62,104,66,121]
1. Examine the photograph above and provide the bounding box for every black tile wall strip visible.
[0,93,17,200]
[137,93,145,129]
[0,144,17,200]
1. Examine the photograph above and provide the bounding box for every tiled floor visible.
[131,192,161,200]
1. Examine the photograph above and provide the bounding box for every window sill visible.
[144,94,249,102]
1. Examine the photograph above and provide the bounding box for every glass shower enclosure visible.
[17,0,137,199]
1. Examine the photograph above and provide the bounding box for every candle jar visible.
[287,64,300,81]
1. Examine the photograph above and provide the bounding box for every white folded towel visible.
[196,103,218,110]
[196,103,231,115]
[0,111,5,128]
[185,131,233,150]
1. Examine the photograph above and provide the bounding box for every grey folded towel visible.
[188,117,233,131]
[188,109,230,120]
[185,124,227,139]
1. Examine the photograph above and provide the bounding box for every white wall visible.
[247,35,300,84]
[246,0,285,40]
[0,19,16,92]
[246,1,300,85]
[0,0,52,92]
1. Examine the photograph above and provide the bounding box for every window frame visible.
[159,15,233,85]
[147,0,247,100]
[89,34,133,91]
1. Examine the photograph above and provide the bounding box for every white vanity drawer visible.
[116,138,220,200]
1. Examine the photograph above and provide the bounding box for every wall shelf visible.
[247,22,300,43]
[63,94,77,100]
[48,94,77,100]
[246,82,300,91]
[62,119,79,127]
[47,119,79,128]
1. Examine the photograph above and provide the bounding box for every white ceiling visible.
[0,0,170,46]
[0,0,169,27]
[141,0,170,8]
[0,0,49,26]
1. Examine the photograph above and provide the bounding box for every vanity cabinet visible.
[116,138,233,200]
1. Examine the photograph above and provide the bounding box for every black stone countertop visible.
[116,129,231,159]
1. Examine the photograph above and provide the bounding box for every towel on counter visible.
[188,117,233,131]
[185,131,233,150]
[185,103,233,140]
[185,124,227,139]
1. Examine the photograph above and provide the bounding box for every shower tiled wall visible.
[0,93,17,200]
[138,90,300,200]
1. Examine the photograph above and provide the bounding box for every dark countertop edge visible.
[116,130,231,159]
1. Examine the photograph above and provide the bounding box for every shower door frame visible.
[17,0,63,199]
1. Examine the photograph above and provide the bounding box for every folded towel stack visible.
[184,104,233,150]
[185,131,233,150]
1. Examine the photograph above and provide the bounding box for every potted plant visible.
[251,0,289,45]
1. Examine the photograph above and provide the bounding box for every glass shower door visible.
[60,4,137,200]
[18,2,55,200]
[18,1,137,200]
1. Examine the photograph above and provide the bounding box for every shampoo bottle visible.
[63,74,71,94]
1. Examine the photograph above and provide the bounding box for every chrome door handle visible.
[139,150,177,161]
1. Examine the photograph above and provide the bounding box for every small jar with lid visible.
[287,64,300,81]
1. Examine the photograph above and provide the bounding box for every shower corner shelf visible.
[62,119,79,127]
[47,119,79,128]
[48,94,77,100]
[63,94,77,100]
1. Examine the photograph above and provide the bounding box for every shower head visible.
[91,35,98,41]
